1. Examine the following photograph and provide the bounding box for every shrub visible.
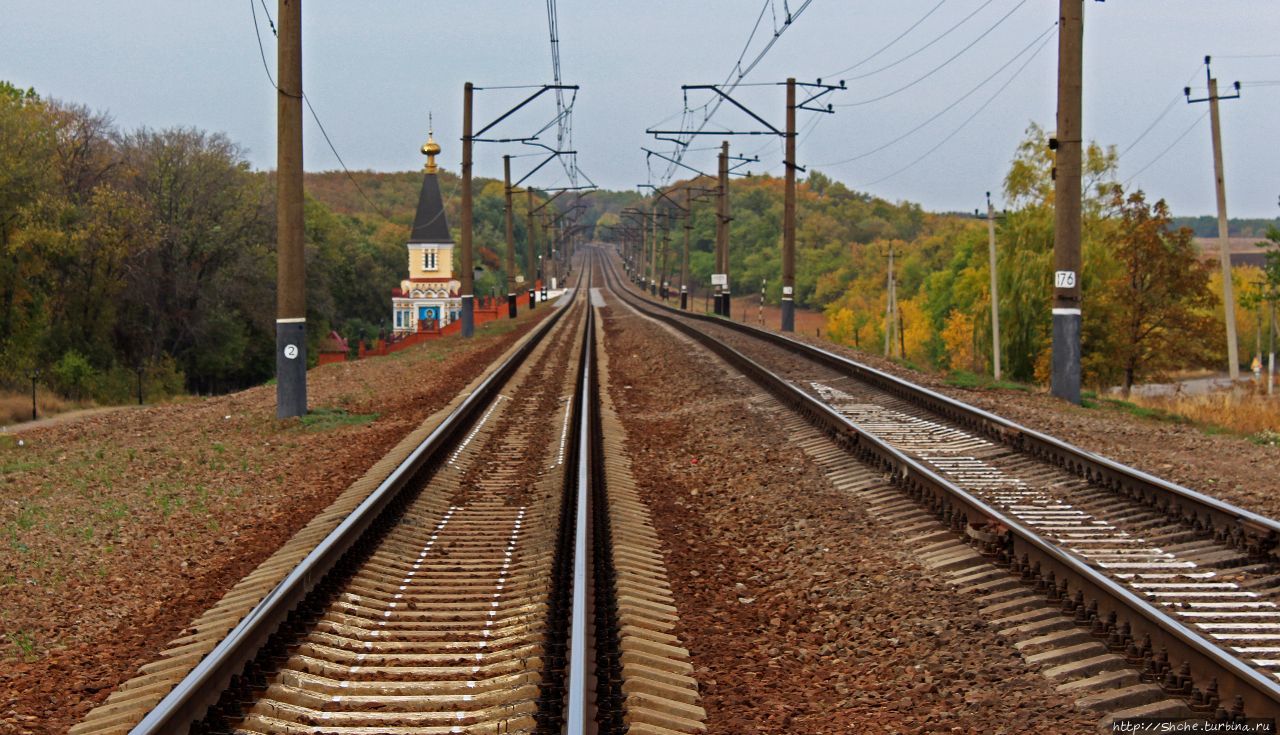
[51,351,95,401]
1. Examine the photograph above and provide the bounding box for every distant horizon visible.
[294,166,1280,226]
[8,2,1279,218]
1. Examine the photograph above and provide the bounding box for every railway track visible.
[597,245,1280,722]
[75,269,705,734]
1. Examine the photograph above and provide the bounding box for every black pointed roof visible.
[409,172,452,244]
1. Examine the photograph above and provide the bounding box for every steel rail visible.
[131,300,575,734]
[564,283,596,733]
[606,251,1280,556]
[598,247,1280,718]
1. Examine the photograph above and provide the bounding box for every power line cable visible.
[836,0,1028,107]
[824,0,951,78]
[837,0,1004,83]
[1114,63,1204,161]
[1122,111,1209,186]
[249,0,392,220]
[815,22,1054,167]
[854,30,1051,187]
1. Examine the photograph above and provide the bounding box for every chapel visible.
[391,130,460,334]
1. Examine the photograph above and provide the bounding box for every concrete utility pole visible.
[682,187,691,310]
[649,203,658,295]
[639,207,648,288]
[781,77,798,332]
[987,192,1002,381]
[660,225,671,300]
[503,155,517,318]
[1050,0,1083,404]
[459,82,476,337]
[884,244,896,357]
[275,0,307,419]
[717,141,731,317]
[1187,56,1242,380]
[526,189,537,309]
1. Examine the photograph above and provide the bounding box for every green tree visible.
[1101,187,1217,396]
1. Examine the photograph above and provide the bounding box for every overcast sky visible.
[7,1,1279,218]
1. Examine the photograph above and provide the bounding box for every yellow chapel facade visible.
[391,132,462,334]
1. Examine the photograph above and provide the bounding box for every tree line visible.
[622,122,1278,394]
[0,83,605,403]
[6,78,1270,404]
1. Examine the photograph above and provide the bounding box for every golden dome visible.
[421,132,441,174]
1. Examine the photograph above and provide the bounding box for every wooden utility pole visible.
[526,189,537,309]
[1050,0,1083,404]
[681,187,691,310]
[987,192,1002,381]
[459,82,475,337]
[1187,57,1242,380]
[781,77,798,332]
[503,155,517,318]
[275,0,307,419]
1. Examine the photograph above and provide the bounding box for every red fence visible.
[320,293,537,364]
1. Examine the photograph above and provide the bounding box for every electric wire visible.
[814,22,1054,168]
[843,0,997,81]
[854,30,1051,187]
[832,0,1007,84]
[655,0,816,184]
[836,0,1029,107]
[472,84,548,91]
[249,0,392,221]
[824,0,951,78]
[1122,111,1209,186]
[1113,63,1204,162]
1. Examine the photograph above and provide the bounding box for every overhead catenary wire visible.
[249,0,393,221]
[855,29,1052,188]
[653,0,816,185]
[837,0,1029,108]
[545,0,580,186]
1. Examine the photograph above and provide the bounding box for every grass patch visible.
[1249,429,1280,447]
[1088,397,1196,425]
[0,457,42,475]
[1121,390,1279,437]
[297,407,379,432]
[945,370,1036,393]
[945,371,982,389]
[0,390,79,426]
[7,630,38,661]
[1081,391,1280,445]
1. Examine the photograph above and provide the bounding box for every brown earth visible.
[664,287,828,336]
[0,307,550,734]
[601,299,1096,733]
